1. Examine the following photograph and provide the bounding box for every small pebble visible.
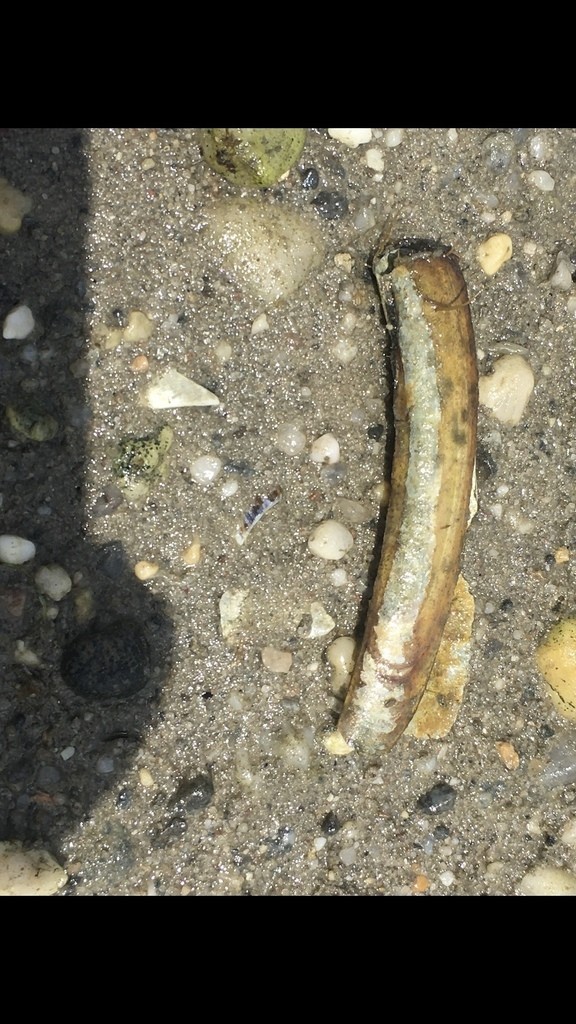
[560,820,576,849]
[528,170,555,192]
[555,547,570,564]
[311,191,349,221]
[181,537,202,566]
[139,767,155,788]
[517,865,576,895]
[276,422,307,456]
[169,773,214,811]
[479,354,534,426]
[383,129,404,148]
[548,254,573,291]
[130,354,149,373]
[0,177,32,234]
[34,564,72,601]
[438,870,456,887]
[328,129,372,148]
[339,846,357,866]
[417,782,457,815]
[310,433,340,464]
[250,313,269,335]
[134,560,160,581]
[306,602,336,638]
[308,520,354,560]
[496,740,520,771]
[189,454,222,485]
[3,304,35,340]
[326,635,355,695]
[301,167,319,189]
[365,148,385,172]
[0,534,36,565]
[477,233,513,276]
[122,310,154,344]
[413,873,431,894]
[261,646,293,673]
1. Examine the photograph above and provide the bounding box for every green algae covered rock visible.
[199,129,306,188]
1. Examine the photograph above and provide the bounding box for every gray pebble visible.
[417,782,457,815]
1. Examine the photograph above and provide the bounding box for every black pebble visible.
[61,619,151,699]
[311,191,349,220]
[301,167,319,190]
[417,782,457,815]
[169,772,214,812]
[321,810,340,835]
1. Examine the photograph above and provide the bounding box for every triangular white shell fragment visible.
[144,369,220,409]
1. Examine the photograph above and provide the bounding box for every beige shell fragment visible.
[0,841,68,896]
[536,618,576,720]
[144,368,220,409]
[0,177,32,234]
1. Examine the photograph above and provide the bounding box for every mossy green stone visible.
[200,129,306,188]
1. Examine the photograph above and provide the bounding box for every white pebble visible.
[365,148,385,172]
[529,133,553,162]
[276,422,306,455]
[189,454,223,485]
[308,521,354,561]
[307,602,336,638]
[60,746,75,761]
[220,477,239,498]
[331,339,358,365]
[479,354,534,426]
[250,313,269,335]
[0,534,36,565]
[330,567,348,588]
[34,564,72,601]
[3,304,35,340]
[383,129,405,148]
[477,233,513,276]
[326,635,356,695]
[261,646,293,673]
[310,433,340,464]
[328,128,372,148]
[529,169,555,191]
[560,820,576,849]
[339,845,357,866]
[439,870,456,887]
[549,254,573,291]
[517,865,576,896]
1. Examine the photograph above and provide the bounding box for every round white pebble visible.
[0,534,36,565]
[328,128,372,148]
[190,454,223,485]
[3,304,35,340]
[479,354,534,426]
[477,233,513,276]
[308,520,354,560]
[529,169,555,191]
[276,422,306,455]
[310,433,340,464]
[384,129,404,148]
[517,865,576,895]
[34,564,72,601]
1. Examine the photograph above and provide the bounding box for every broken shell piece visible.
[219,588,248,642]
[235,488,282,546]
[0,178,32,235]
[144,369,220,410]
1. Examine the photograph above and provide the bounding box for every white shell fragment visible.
[219,589,248,642]
[0,177,32,235]
[479,354,534,426]
[0,534,36,565]
[0,841,68,896]
[477,233,513,276]
[307,602,336,638]
[3,304,35,340]
[144,369,220,409]
[328,129,372,148]
[308,520,354,560]
[310,433,340,464]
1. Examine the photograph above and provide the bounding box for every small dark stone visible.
[367,423,385,441]
[321,810,340,835]
[169,772,214,812]
[301,167,319,190]
[311,190,349,221]
[417,782,457,815]
[500,598,514,612]
[61,619,151,699]
[433,823,451,840]
[116,787,133,809]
